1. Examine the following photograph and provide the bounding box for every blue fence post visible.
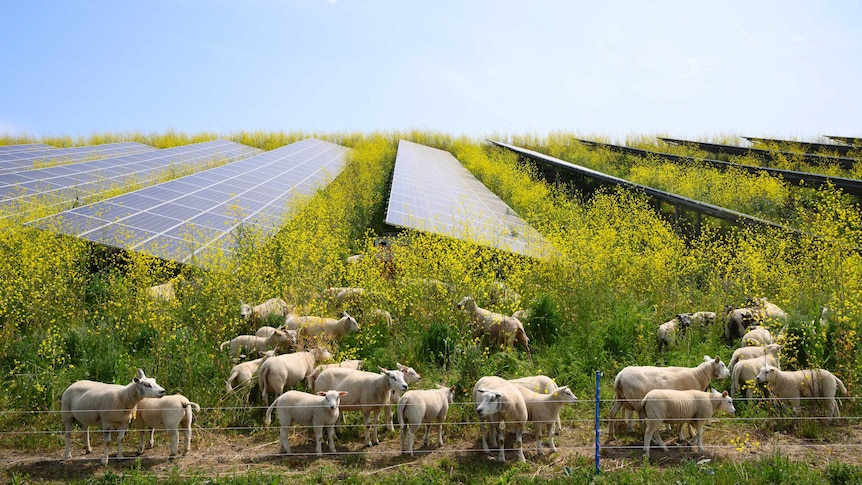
[595,370,602,474]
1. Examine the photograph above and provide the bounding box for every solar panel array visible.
[385,140,552,259]
[29,138,349,265]
[0,142,157,175]
[1,140,261,220]
[0,143,54,155]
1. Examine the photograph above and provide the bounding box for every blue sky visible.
[2,1,860,141]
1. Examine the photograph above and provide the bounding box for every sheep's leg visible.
[102,428,113,465]
[182,410,192,455]
[406,423,417,456]
[607,400,622,440]
[326,424,337,454]
[313,424,324,457]
[479,418,490,453]
[116,426,128,460]
[147,428,155,449]
[422,423,431,447]
[84,427,92,454]
[371,407,381,445]
[64,427,72,459]
[535,422,544,456]
[169,428,179,457]
[362,411,373,447]
[436,421,444,447]
[279,424,291,454]
[693,422,705,452]
[137,429,147,454]
[547,422,557,453]
[497,425,506,463]
[385,402,395,432]
[515,428,525,463]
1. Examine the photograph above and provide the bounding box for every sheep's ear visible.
[722,390,729,397]
[379,366,389,373]
[396,362,405,370]
[137,368,146,379]
[338,391,348,396]
[703,355,712,362]
[317,391,327,396]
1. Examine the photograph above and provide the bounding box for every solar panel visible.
[385,140,552,259]
[29,138,349,266]
[0,143,54,155]
[0,142,157,174]
[1,140,262,220]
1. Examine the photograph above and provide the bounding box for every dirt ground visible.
[4,419,862,483]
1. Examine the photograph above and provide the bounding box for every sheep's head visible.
[756,365,777,384]
[552,386,578,404]
[318,390,348,410]
[134,369,166,398]
[516,327,531,354]
[711,388,735,415]
[704,355,730,379]
[476,389,504,417]
[456,296,473,310]
[397,363,421,384]
[380,367,408,392]
[677,313,692,329]
[240,303,253,319]
[342,312,360,333]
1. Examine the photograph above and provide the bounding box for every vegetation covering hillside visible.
[1,131,862,483]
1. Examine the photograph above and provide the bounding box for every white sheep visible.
[607,355,730,441]
[61,369,166,464]
[457,296,530,353]
[346,254,365,264]
[321,287,365,310]
[514,385,578,455]
[367,308,393,327]
[306,359,364,390]
[258,347,333,404]
[729,343,782,370]
[240,298,290,324]
[225,350,277,393]
[731,355,780,399]
[688,311,717,327]
[134,394,200,457]
[397,385,455,456]
[742,326,774,346]
[724,306,757,345]
[255,325,279,338]
[264,390,348,456]
[509,375,562,434]
[473,375,528,463]
[385,363,422,432]
[313,367,409,447]
[756,365,849,417]
[641,389,735,458]
[146,276,182,301]
[219,329,297,358]
[292,312,360,342]
[657,314,691,352]
[750,297,789,321]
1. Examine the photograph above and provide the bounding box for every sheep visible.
[240,298,290,324]
[756,365,849,418]
[61,368,166,464]
[385,363,422,432]
[306,359,364,390]
[321,286,365,311]
[346,254,365,264]
[607,355,730,441]
[264,390,348,456]
[367,308,393,328]
[749,297,789,321]
[146,276,182,301]
[724,306,757,345]
[742,326,773,346]
[657,314,691,352]
[258,347,333,404]
[511,309,530,322]
[225,350,277,393]
[729,343,782,370]
[134,394,200,457]
[473,375,528,463]
[641,389,736,458]
[397,385,455,456]
[292,312,360,342]
[219,329,297,358]
[487,280,521,307]
[255,325,279,338]
[457,296,530,354]
[514,385,578,455]
[313,367,409,447]
[509,375,563,434]
[731,355,780,399]
[688,311,717,327]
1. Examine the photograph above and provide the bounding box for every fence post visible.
[595,370,602,474]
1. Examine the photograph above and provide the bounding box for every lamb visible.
[509,375,563,434]
[385,363,423,432]
[61,369,166,464]
[607,355,730,441]
[397,385,455,456]
[657,314,691,352]
[264,390,348,456]
[313,367,409,447]
[306,359,364,389]
[688,311,717,327]
[729,343,782,370]
[457,296,530,353]
[731,355,780,399]
[240,298,290,324]
[255,325,279,338]
[146,277,182,301]
[473,375,528,463]
[749,297,789,321]
[219,329,297,358]
[346,254,365,264]
[724,306,757,345]
[742,326,773,346]
[258,347,333,404]
[225,350,277,393]
[134,394,200,457]
[292,312,360,342]
[641,389,735,458]
[367,308,393,328]
[756,365,849,417]
[514,385,578,455]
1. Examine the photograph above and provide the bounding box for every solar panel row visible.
[29,138,349,265]
[1,140,262,220]
[0,143,55,154]
[0,142,157,175]
[385,140,551,259]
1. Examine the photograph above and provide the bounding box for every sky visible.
[1,1,860,141]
